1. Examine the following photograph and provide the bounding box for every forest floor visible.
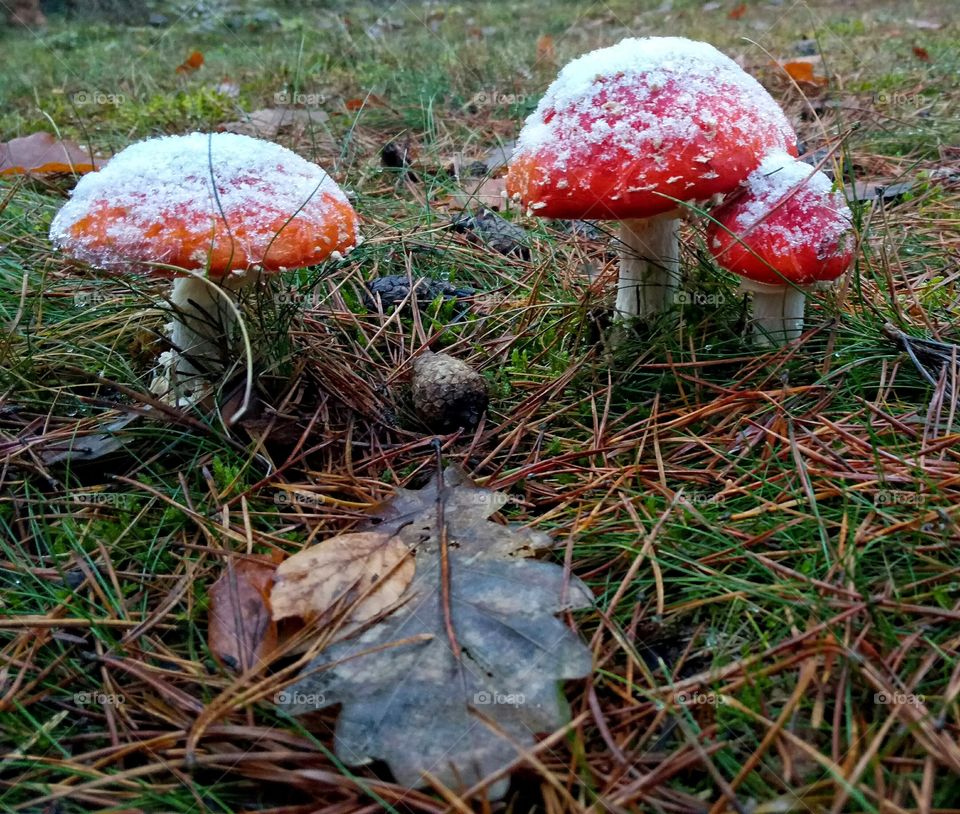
[1,0,959,811]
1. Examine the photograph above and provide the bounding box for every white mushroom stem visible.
[615,211,680,321]
[158,270,257,403]
[740,279,806,346]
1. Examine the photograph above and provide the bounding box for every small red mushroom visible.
[506,36,797,323]
[706,150,854,345]
[50,132,360,405]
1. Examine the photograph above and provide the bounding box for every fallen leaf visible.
[218,107,330,139]
[728,3,747,19]
[883,323,960,389]
[37,412,139,464]
[208,557,278,672]
[176,49,204,74]
[0,132,103,177]
[843,179,914,204]
[912,45,931,62]
[272,530,415,628]
[447,175,509,211]
[780,58,828,87]
[536,34,555,63]
[281,466,593,797]
[344,94,386,111]
[481,139,515,175]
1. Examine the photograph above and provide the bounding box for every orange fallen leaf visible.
[344,94,386,111]
[536,34,555,63]
[207,556,278,672]
[176,50,204,74]
[912,45,931,61]
[781,59,828,87]
[0,132,103,176]
[728,3,747,19]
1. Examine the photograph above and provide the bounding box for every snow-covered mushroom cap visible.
[707,150,854,286]
[506,37,797,220]
[50,132,360,276]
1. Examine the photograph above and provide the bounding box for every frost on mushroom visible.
[506,36,797,324]
[707,150,854,345]
[50,132,360,405]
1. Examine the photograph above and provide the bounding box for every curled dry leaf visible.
[208,557,278,672]
[777,58,828,88]
[0,132,104,177]
[176,50,205,74]
[281,466,593,798]
[271,530,415,630]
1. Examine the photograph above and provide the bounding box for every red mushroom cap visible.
[706,151,854,286]
[506,37,797,220]
[50,132,360,277]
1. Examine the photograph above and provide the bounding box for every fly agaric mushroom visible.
[506,36,797,322]
[706,150,854,345]
[50,132,360,404]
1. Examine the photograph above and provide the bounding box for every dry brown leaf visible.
[780,58,828,87]
[0,132,103,177]
[728,3,747,19]
[536,34,555,64]
[271,530,414,627]
[482,140,515,175]
[446,176,508,211]
[344,94,386,111]
[218,107,330,139]
[208,557,278,672]
[912,45,931,62]
[176,50,204,74]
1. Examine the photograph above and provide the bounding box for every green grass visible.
[2,0,960,810]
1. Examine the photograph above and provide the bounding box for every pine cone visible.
[411,352,489,432]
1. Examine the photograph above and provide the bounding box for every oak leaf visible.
[280,466,593,797]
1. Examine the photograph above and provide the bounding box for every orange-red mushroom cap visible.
[50,132,360,277]
[506,37,797,220]
[706,151,854,286]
